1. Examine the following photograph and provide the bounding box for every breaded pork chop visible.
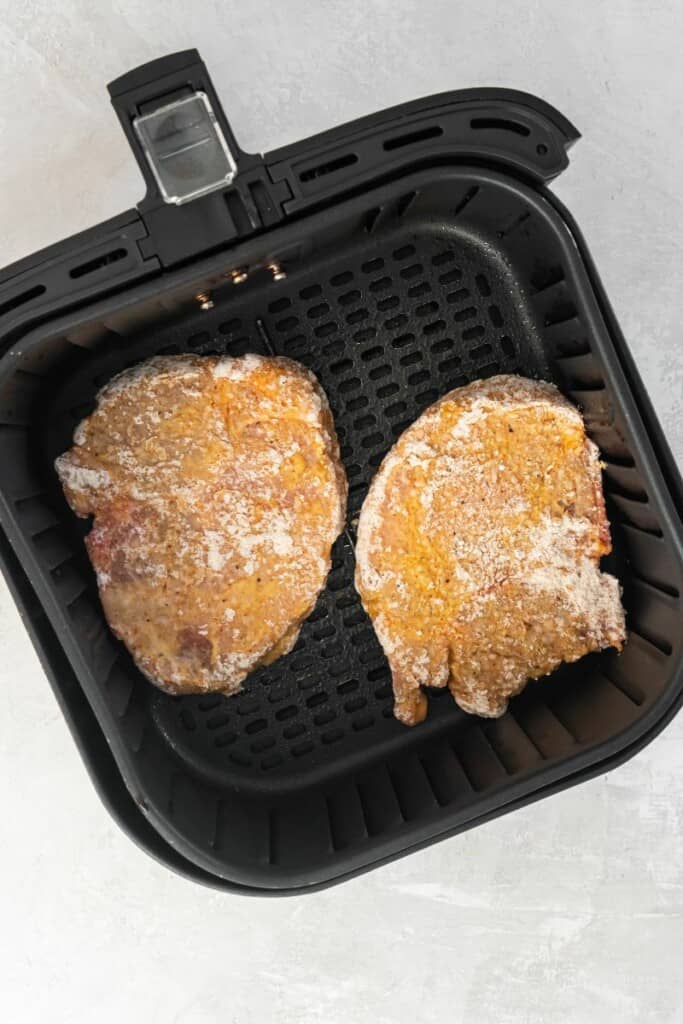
[56,353,347,695]
[355,374,625,726]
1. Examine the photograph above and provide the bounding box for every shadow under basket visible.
[0,54,681,892]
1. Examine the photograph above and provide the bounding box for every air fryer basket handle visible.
[107,51,579,266]
[107,50,290,266]
[0,51,583,326]
[108,49,249,207]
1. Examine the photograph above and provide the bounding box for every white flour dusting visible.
[205,530,227,572]
[212,352,265,381]
[54,352,347,696]
[56,459,111,493]
[355,373,626,725]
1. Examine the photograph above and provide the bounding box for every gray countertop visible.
[1,3,681,1022]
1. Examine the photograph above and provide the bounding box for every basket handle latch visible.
[108,50,291,266]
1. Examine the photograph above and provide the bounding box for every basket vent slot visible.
[0,283,46,317]
[383,124,443,150]
[470,117,530,136]
[299,152,358,183]
[69,248,127,280]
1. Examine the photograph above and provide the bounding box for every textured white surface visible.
[1,2,682,1022]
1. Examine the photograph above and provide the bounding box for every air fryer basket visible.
[0,51,681,891]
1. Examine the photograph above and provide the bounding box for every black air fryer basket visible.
[1,51,681,893]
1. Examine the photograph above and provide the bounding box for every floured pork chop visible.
[56,353,347,695]
[355,374,625,725]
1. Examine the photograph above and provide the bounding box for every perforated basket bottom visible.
[38,220,566,788]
